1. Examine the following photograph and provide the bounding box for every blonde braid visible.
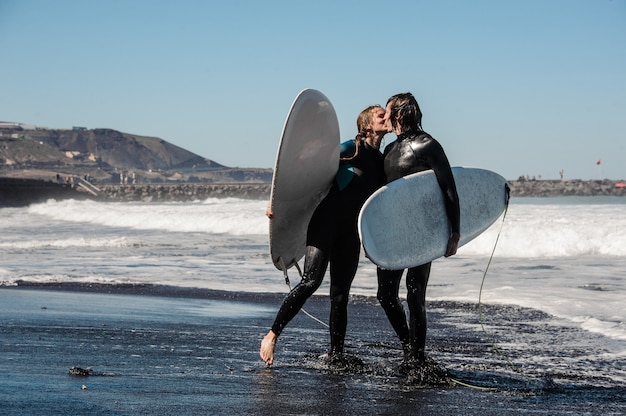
[341,105,383,161]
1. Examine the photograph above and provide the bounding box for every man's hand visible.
[444,232,460,257]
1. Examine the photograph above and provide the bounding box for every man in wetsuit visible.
[260,105,388,366]
[376,92,460,369]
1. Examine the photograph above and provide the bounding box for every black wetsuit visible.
[376,132,460,362]
[271,140,385,355]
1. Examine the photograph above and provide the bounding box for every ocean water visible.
[1,196,625,361]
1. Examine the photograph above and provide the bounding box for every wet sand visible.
[1,286,625,415]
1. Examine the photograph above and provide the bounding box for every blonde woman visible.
[261,105,388,366]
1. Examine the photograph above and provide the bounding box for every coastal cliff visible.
[0,124,272,184]
[1,123,624,205]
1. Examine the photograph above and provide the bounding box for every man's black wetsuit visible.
[382,133,460,227]
[376,132,460,362]
[271,140,385,355]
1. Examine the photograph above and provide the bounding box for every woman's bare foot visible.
[265,203,273,219]
[260,330,278,365]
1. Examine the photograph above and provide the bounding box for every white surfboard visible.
[358,167,509,270]
[269,89,340,270]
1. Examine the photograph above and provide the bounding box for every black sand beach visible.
[1,285,625,415]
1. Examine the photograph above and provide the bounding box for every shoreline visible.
[1,285,625,415]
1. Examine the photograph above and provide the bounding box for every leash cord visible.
[448,194,511,391]
[450,184,536,391]
[278,257,329,329]
[475,186,538,387]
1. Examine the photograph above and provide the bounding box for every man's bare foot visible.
[260,330,278,365]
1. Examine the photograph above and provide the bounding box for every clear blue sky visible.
[1,0,624,180]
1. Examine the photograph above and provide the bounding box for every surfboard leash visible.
[448,184,524,392]
[277,257,329,329]
[446,194,513,392]
[448,377,498,391]
[476,185,539,388]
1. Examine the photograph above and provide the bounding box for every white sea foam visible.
[1,196,625,354]
[22,196,626,258]
[460,199,626,258]
[26,198,269,235]
[0,236,130,250]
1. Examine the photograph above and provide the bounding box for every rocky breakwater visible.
[2,178,624,206]
[0,177,88,207]
[98,183,271,202]
[97,179,626,202]
[509,179,626,197]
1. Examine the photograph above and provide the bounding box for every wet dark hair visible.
[386,92,422,134]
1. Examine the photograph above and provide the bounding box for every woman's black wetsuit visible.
[270,140,385,355]
[376,132,460,362]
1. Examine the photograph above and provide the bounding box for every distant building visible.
[0,122,36,130]
[72,126,87,131]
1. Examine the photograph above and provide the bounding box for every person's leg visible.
[261,193,337,365]
[272,245,330,335]
[376,268,409,354]
[328,231,360,356]
[260,245,330,365]
[405,262,431,363]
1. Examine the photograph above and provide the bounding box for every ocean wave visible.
[460,203,626,257]
[27,198,269,235]
[0,236,130,250]
[20,197,626,258]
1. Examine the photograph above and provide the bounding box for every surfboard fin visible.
[504,183,511,206]
[277,257,291,286]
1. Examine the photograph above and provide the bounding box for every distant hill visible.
[0,123,272,183]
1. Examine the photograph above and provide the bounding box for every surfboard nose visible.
[269,89,340,271]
